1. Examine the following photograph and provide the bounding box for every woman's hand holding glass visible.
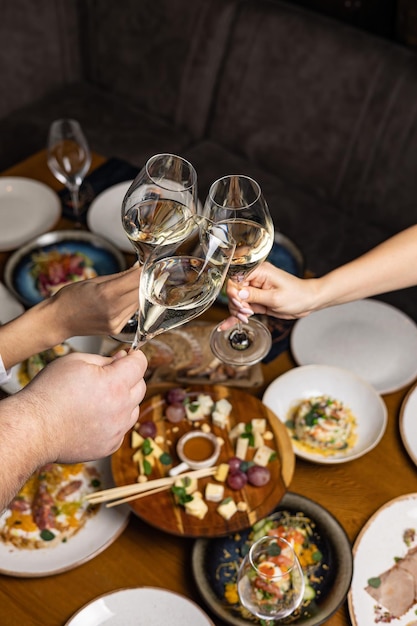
[202,175,274,366]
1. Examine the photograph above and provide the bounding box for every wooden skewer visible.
[105,484,170,508]
[85,466,217,505]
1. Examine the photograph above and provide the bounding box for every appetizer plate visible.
[291,299,417,394]
[87,180,134,254]
[4,230,126,307]
[0,457,129,577]
[262,365,387,464]
[0,335,104,395]
[0,177,60,251]
[65,587,215,625]
[192,492,353,626]
[399,381,417,467]
[348,493,417,625]
[111,385,295,537]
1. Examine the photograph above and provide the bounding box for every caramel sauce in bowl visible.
[169,431,220,476]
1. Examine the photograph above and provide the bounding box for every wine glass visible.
[202,175,274,366]
[47,118,91,222]
[130,214,236,351]
[114,153,198,343]
[237,535,305,621]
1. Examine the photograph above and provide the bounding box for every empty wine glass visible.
[47,118,91,221]
[237,535,305,621]
[114,153,198,343]
[131,214,235,351]
[202,175,274,366]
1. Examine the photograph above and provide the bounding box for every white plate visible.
[0,335,104,395]
[0,282,24,323]
[65,587,215,625]
[87,181,133,253]
[400,382,417,466]
[0,177,60,251]
[291,299,417,394]
[0,457,129,577]
[262,364,387,464]
[348,493,417,625]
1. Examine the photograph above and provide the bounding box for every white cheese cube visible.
[235,436,249,460]
[253,445,274,467]
[253,430,264,449]
[217,498,238,520]
[131,431,144,449]
[205,482,225,502]
[214,463,230,482]
[174,475,198,495]
[212,411,229,429]
[185,495,208,519]
[228,422,246,440]
[251,418,266,434]
[214,398,232,417]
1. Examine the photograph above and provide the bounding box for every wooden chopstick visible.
[105,484,170,508]
[85,466,217,505]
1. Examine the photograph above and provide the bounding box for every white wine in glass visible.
[115,153,199,343]
[47,118,91,221]
[202,175,274,366]
[131,215,236,351]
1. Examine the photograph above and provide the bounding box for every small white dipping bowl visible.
[263,364,387,464]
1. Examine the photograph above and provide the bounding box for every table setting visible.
[1,128,417,626]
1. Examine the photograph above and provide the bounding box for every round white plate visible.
[0,177,60,251]
[0,335,104,395]
[291,299,417,394]
[348,493,417,625]
[400,381,417,467]
[0,457,129,577]
[0,282,24,323]
[262,364,387,464]
[65,587,215,625]
[87,181,133,253]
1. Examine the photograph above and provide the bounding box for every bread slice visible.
[155,328,203,372]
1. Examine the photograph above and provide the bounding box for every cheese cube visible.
[212,411,229,429]
[253,430,264,449]
[131,430,144,449]
[214,398,232,417]
[235,436,249,460]
[251,418,266,434]
[174,475,198,495]
[205,482,225,502]
[214,463,230,483]
[217,497,238,520]
[185,494,208,519]
[253,445,274,467]
[228,422,246,440]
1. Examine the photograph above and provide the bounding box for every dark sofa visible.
[2,0,417,320]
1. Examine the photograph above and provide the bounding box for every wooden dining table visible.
[0,150,416,626]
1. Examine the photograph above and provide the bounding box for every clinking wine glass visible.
[237,535,305,622]
[47,118,91,222]
[202,175,274,366]
[115,153,199,343]
[130,214,236,351]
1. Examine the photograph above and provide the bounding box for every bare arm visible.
[0,265,140,370]
[222,225,417,324]
[0,348,147,511]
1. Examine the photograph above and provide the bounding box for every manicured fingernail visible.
[238,289,249,300]
[237,313,249,324]
[240,306,254,316]
[231,297,243,308]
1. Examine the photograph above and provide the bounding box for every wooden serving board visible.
[111,385,295,538]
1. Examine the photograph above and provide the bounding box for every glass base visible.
[210,318,272,366]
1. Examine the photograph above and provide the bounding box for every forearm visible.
[0,297,66,371]
[314,226,417,309]
[0,393,49,511]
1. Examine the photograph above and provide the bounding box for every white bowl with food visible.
[262,364,387,464]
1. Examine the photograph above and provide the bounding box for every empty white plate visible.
[291,299,417,394]
[87,181,133,253]
[0,177,60,251]
[65,587,215,625]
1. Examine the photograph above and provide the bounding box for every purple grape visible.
[227,470,248,490]
[138,420,157,439]
[246,465,271,487]
[166,387,187,404]
[228,456,242,473]
[165,403,186,423]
